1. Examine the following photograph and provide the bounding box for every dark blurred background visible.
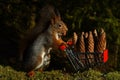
[0,0,120,71]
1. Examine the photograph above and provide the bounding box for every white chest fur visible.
[35,51,46,70]
[55,33,59,40]
[35,47,52,70]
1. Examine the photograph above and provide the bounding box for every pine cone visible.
[96,28,106,52]
[87,31,94,52]
[95,28,106,62]
[93,29,100,63]
[77,32,85,53]
[67,32,78,46]
[84,31,94,64]
[77,32,86,65]
[72,32,78,45]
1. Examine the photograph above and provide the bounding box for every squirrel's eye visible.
[58,24,62,28]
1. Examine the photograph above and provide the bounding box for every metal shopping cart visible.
[59,42,108,72]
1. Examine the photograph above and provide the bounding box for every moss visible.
[1,65,120,80]
[105,71,120,80]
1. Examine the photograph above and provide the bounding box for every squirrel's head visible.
[39,5,68,38]
[50,15,68,38]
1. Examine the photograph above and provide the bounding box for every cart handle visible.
[103,49,108,63]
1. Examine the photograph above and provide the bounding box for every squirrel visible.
[18,5,68,77]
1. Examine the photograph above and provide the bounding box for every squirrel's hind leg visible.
[27,70,35,77]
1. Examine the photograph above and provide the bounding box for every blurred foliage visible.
[0,0,120,71]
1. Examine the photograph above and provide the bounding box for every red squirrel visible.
[18,5,68,77]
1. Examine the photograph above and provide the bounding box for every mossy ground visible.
[0,64,120,80]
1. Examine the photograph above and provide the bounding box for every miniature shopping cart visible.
[59,43,108,72]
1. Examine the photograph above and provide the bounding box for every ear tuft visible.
[51,18,55,25]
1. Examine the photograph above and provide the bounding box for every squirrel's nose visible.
[63,30,67,36]
[63,32,66,36]
[66,27,68,31]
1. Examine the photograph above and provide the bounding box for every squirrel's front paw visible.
[61,42,68,47]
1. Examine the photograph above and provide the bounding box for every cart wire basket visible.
[59,42,108,72]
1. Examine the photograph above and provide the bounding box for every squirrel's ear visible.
[51,18,55,25]
[51,16,58,25]
[51,15,61,25]
[56,15,61,20]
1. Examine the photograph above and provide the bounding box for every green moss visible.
[0,65,120,80]
[72,69,103,80]
[105,71,120,80]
